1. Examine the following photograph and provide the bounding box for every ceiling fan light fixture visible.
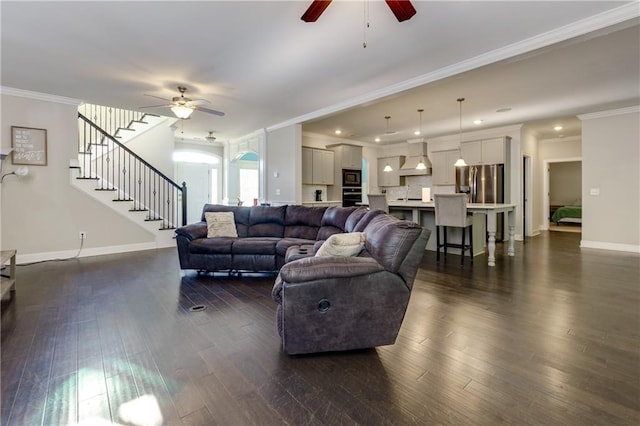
[171,104,195,119]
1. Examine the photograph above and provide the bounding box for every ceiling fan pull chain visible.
[363,0,370,48]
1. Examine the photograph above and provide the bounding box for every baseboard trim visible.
[16,242,164,264]
[580,240,640,253]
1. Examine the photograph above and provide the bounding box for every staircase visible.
[71,104,186,248]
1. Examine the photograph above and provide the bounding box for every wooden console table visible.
[1,250,17,301]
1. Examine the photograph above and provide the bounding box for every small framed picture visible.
[11,126,47,166]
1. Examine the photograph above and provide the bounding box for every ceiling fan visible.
[301,0,416,23]
[141,86,225,119]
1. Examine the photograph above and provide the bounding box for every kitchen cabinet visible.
[377,156,405,187]
[302,147,334,185]
[431,149,459,185]
[330,144,362,170]
[302,147,313,184]
[461,137,506,165]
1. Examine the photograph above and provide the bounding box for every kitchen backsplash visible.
[302,184,330,202]
[385,175,431,200]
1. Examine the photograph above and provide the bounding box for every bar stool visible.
[433,194,473,265]
[367,194,389,213]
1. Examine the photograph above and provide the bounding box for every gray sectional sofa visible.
[175,204,373,273]
[175,203,430,355]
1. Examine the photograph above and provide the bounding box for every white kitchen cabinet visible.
[431,149,459,185]
[302,147,313,184]
[312,149,335,185]
[377,156,405,187]
[330,144,362,170]
[460,137,506,165]
[303,147,335,185]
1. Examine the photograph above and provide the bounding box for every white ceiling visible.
[1,1,639,145]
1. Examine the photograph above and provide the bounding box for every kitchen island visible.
[386,200,516,267]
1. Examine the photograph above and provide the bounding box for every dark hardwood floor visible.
[2,232,639,425]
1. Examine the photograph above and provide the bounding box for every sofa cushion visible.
[248,206,286,237]
[231,237,280,255]
[352,209,386,232]
[201,204,251,237]
[189,237,235,254]
[276,238,317,258]
[344,207,368,232]
[317,206,358,241]
[205,212,238,238]
[284,205,326,240]
[315,232,366,257]
[363,215,423,273]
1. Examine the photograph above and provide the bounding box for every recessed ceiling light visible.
[335,129,342,135]
[374,137,381,142]
[473,119,483,125]
[496,107,512,113]
[554,125,563,131]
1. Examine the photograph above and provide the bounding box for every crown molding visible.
[268,3,639,132]
[578,105,640,121]
[0,86,82,106]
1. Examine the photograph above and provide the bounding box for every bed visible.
[551,204,582,225]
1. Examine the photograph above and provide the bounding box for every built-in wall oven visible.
[342,187,362,207]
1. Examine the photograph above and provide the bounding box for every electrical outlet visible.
[79,231,87,240]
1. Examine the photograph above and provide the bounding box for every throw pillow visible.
[205,212,238,238]
[315,232,366,257]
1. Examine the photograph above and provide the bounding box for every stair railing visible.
[77,112,187,229]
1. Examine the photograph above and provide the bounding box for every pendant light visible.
[415,109,427,170]
[454,98,468,167]
[383,115,393,172]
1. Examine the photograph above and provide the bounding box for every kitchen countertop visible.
[301,200,342,205]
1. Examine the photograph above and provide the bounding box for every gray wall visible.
[266,125,301,204]
[580,106,639,251]
[550,161,582,205]
[1,93,154,261]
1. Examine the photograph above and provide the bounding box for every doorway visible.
[174,151,221,224]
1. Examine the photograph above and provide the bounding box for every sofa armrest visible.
[175,222,207,240]
[279,256,384,283]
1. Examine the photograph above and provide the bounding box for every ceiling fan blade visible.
[385,0,416,22]
[301,0,332,22]
[143,94,171,102]
[195,106,225,117]
[189,99,211,106]
[139,104,171,109]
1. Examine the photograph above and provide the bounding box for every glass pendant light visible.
[415,109,427,170]
[454,98,468,167]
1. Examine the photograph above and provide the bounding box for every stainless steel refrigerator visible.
[456,164,505,240]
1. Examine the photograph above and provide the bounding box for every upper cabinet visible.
[460,137,507,165]
[302,147,334,185]
[377,156,405,187]
[431,149,459,186]
[330,144,362,170]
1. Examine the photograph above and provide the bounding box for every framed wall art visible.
[11,126,47,166]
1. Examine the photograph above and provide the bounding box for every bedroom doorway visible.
[544,158,582,232]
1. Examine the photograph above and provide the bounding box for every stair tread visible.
[95,188,117,191]
[129,209,149,212]
[113,198,134,202]
[76,177,100,180]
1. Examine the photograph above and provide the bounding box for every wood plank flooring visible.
[1,232,639,425]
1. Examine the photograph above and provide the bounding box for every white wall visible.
[266,125,301,204]
[1,93,155,262]
[579,106,640,252]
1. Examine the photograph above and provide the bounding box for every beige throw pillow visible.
[205,212,238,238]
[315,232,366,257]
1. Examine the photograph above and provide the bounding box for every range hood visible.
[399,141,431,176]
